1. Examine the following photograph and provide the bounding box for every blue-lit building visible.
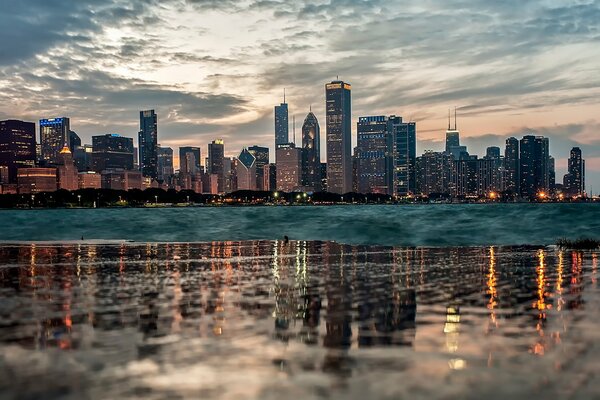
[138,110,158,179]
[40,117,70,165]
[356,116,391,194]
[92,134,134,172]
[326,80,352,194]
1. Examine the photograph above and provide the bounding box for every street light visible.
[78,194,81,206]
[155,195,158,205]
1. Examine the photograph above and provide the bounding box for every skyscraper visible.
[69,131,81,152]
[179,147,201,174]
[40,117,70,165]
[504,137,519,194]
[208,139,225,193]
[157,146,174,182]
[355,116,390,194]
[416,151,452,196]
[0,119,36,183]
[301,110,321,191]
[138,110,158,179]
[325,80,352,194]
[484,146,503,192]
[564,147,585,196]
[276,144,302,192]
[92,134,134,172]
[275,93,289,149]
[445,109,460,153]
[248,145,269,190]
[236,148,257,191]
[389,116,416,197]
[519,135,549,198]
[57,145,78,191]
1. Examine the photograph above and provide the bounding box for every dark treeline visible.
[0,189,590,209]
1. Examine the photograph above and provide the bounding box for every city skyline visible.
[0,1,599,189]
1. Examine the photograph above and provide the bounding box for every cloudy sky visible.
[1,0,599,190]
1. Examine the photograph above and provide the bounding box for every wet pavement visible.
[0,241,598,399]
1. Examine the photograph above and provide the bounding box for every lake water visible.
[0,241,598,399]
[0,203,599,246]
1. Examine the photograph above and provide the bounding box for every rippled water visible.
[0,203,599,246]
[0,241,599,399]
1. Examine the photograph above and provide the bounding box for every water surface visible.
[0,241,598,399]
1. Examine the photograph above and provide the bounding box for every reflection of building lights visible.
[448,358,467,370]
[534,250,547,311]
[444,306,461,353]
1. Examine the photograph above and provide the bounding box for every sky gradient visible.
[1,0,599,191]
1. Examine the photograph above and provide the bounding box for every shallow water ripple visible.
[0,241,599,399]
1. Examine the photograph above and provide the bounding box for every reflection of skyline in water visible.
[0,241,597,396]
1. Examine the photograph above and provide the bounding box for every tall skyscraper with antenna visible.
[326,80,352,194]
[274,90,289,150]
[445,107,467,159]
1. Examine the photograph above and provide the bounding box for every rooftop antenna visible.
[336,75,339,80]
[454,106,457,130]
[293,115,296,144]
[283,88,286,104]
[309,104,312,112]
[448,108,451,130]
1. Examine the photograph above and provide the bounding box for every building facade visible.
[325,80,352,194]
[207,139,225,193]
[301,111,321,191]
[564,147,585,197]
[0,119,36,183]
[390,116,416,197]
[519,135,549,198]
[17,168,57,194]
[355,116,391,194]
[40,117,70,165]
[504,137,519,194]
[248,145,269,191]
[276,144,302,192]
[92,134,134,172]
[236,148,257,191]
[138,110,158,179]
[275,99,289,149]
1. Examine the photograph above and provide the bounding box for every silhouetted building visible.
[73,144,93,172]
[69,131,81,152]
[157,146,174,183]
[92,134,134,172]
[207,139,225,193]
[179,146,201,174]
[276,144,302,192]
[138,110,158,179]
[263,163,276,191]
[320,162,327,191]
[248,145,269,190]
[0,119,36,183]
[356,116,391,194]
[484,146,503,192]
[390,116,416,196]
[326,80,352,194]
[275,95,289,149]
[519,135,549,198]
[40,117,70,165]
[17,167,57,194]
[301,111,321,191]
[504,137,519,194]
[416,151,452,196]
[564,147,585,196]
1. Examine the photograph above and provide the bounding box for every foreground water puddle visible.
[0,241,598,399]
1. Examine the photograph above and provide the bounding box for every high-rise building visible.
[236,148,257,191]
[263,163,276,191]
[248,145,269,190]
[389,116,417,197]
[325,80,352,194]
[519,135,550,198]
[179,147,201,174]
[564,147,585,196]
[416,151,453,196]
[207,139,225,193]
[301,111,321,191]
[504,137,519,194]
[57,145,78,191]
[138,110,158,179]
[157,146,174,182]
[69,131,81,152]
[445,109,460,153]
[548,155,556,192]
[275,94,289,149]
[355,116,391,194]
[40,117,70,165]
[73,144,93,172]
[276,144,302,192]
[92,134,134,172]
[484,146,503,192]
[0,120,36,183]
